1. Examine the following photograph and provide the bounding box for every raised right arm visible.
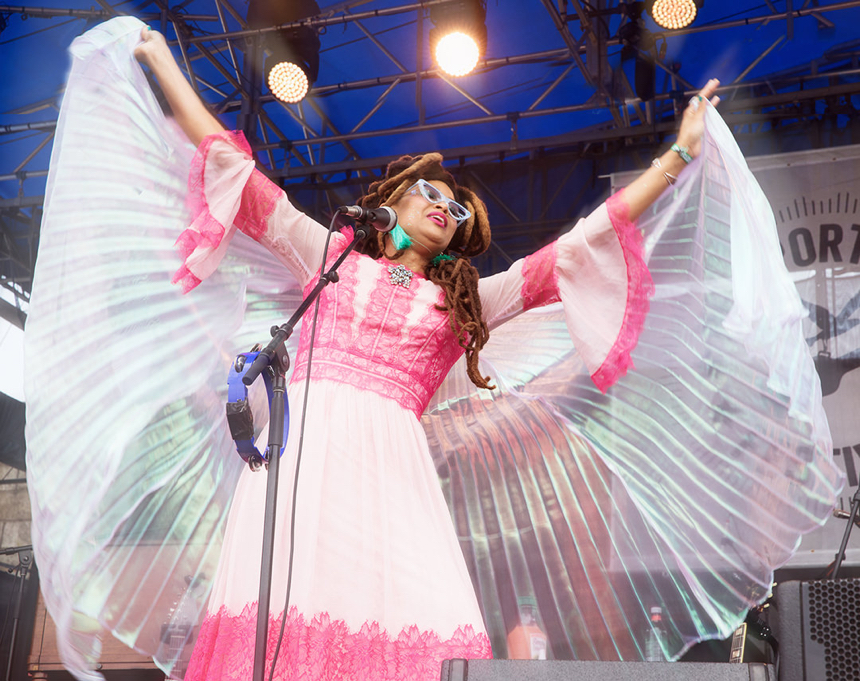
[134,27,223,147]
[134,28,333,292]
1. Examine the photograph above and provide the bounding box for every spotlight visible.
[429,0,487,77]
[267,61,310,104]
[647,0,704,30]
[264,26,320,103]
[435,32,480,77]
[248,0,320,103]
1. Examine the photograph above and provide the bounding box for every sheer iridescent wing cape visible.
[25,16,842,680]
[423,118,844,657]
[24,18,301,680]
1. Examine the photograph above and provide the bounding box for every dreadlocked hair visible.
[355,153,495,390]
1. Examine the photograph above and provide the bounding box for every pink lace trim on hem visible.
[591,190,654,392]
[185,604,492,681]
[521,241,561,310]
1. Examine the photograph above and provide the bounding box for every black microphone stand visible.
[240,221,371,681]
[831,482,860,580]
[2,545,33,681]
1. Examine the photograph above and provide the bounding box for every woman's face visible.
[390,179,460,256]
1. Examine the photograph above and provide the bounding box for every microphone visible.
[833,508,860,527]
[336,205,397,233]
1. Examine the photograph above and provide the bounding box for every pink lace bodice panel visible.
[291,238,465,419]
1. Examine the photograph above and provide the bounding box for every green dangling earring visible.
[390,223,412,250]
[430,253,455,267]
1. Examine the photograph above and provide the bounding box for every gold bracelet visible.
[651,157,677,186]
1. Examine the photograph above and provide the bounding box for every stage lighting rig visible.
[647,0,704,30]
[429,0,487,77]
[618,2,657,100]
[248,0,321,103]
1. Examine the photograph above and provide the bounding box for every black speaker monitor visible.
[441,660,775,680]
[772,578,860,681]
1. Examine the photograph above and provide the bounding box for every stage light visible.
[268,61,309,103]
[248,0,320,103]
[264,25,320,103]
[435,32,480,77]
[429,0,487,77]
[648,0,703,30]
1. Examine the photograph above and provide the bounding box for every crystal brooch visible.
[388,264,414,288]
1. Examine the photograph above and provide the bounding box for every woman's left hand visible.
[134,26,170,69]
[675,78,721,160]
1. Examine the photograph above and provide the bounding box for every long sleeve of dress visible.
[479,193,652,392]
[173,130,332,292]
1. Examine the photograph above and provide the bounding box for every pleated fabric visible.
[25,16,842,680]
[25,17,301,680]
[423,114,843,659]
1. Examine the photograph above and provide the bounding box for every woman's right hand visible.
[133,26,169,68]
[130,24,225,146]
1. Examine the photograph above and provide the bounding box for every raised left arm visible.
[621,78,721,222]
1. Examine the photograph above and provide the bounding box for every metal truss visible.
[2,0,860,311]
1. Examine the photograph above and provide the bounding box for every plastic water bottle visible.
[644,606,667,661]
[506,597,548,660]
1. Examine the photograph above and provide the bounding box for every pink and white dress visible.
[26,18,842,681]
[179,131,650,681]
